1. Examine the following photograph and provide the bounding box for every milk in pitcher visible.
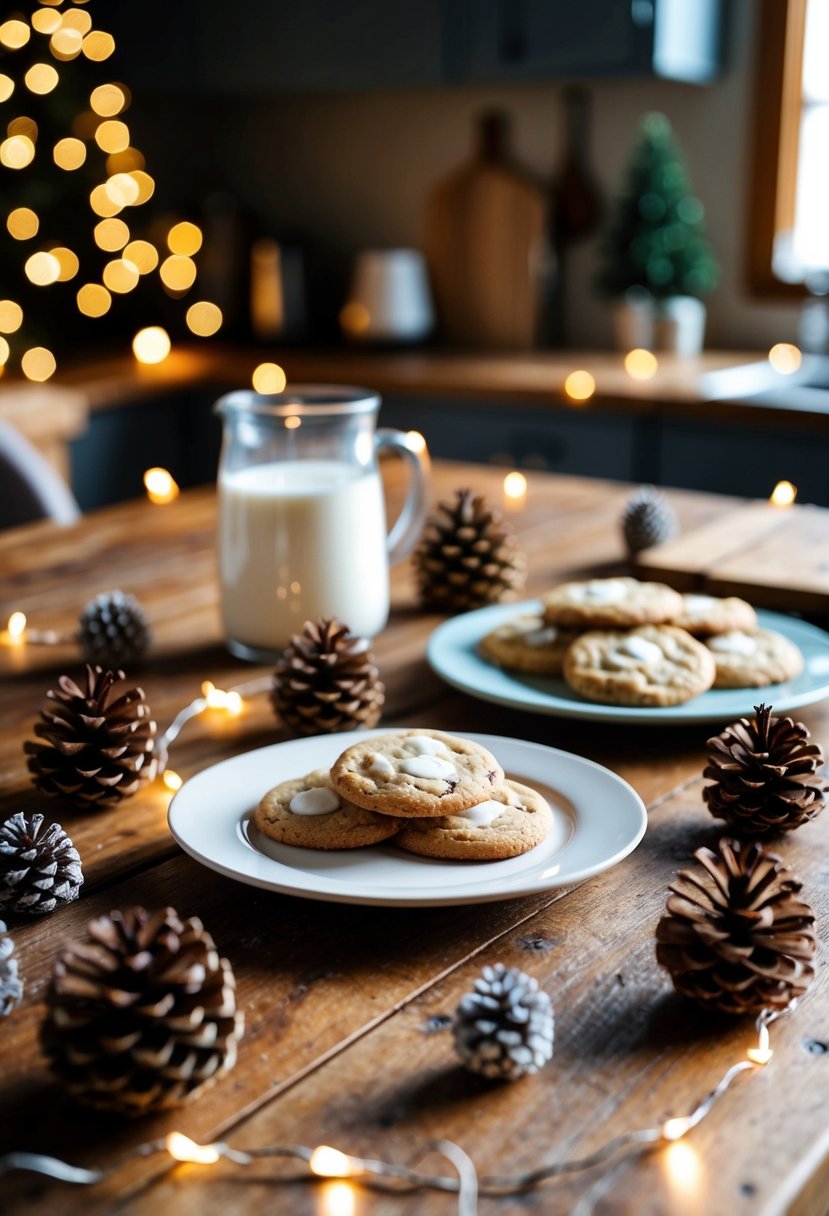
[218,459,389,651]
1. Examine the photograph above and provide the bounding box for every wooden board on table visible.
[634,500,829,611]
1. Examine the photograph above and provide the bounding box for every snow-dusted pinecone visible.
[0,812,83,916]
[0,921,23,1016]
[621,486,678,554]
[78,591,152,668]
[453,963,554,1080]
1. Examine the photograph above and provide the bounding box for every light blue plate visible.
[427,602,829,725]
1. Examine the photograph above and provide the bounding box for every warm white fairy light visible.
[7,611,26,640]
[252,362,286,394]
[768,343,801,374]
[143,466,179,503]
[165,1134,220,1166]
[770,480,797,507]
[309,1147,356,1178]
[132,326,170,364]
[564,370,596,402]
[162,770,183,793]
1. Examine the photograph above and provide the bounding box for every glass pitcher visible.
[214,385,429,661]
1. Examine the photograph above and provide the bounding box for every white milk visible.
[218,460,389,651]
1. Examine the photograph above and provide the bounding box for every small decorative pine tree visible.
[596,112,718,301]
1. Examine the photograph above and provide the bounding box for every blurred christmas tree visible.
[0,1,222,381]
[596,112,719,301]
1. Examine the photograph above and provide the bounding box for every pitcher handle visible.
[375,428,430,566]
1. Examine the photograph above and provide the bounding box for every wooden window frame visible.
[746,0,808,298]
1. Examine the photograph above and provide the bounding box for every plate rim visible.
[167,729,647,908]
[427,602,829,725]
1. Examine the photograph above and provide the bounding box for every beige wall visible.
[150,0,801,351]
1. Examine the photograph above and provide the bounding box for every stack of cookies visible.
[255,729,553,861]
[480,577,803,708]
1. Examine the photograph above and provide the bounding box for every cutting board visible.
[634,501,829,612]
[424,112,548,350]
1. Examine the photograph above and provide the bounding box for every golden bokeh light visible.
[24,63,59,94]
[0,300,23,333]
[103,257,139,293]
[76,282,111,317]
[133,326,171,365]
[104,172,140,207]
[94,217,129,251]
[123,239,158,275]
[7,208,39,240]
[0,75,14,103]
[7,116,37,140]
[90,83,126,117]
[143,466,179,503]
[503,470,528,499]
[160,254,196,292]
[624,348,659,380]
[72,109,98,140]
[53,136,86,170]
[25,250,61,286]
[768,343,802,375]
[106,146,144,174]
[94,118,129,153]
[252,362,287,394]
[21,346,56,382]
[32,10,62,35]
[0,20,30,49]
[405,430,427,453]
[339,301,371,336]
[770,479,797,507]
[320,1181,356,1216]
[127,170,154,204]
[82,30,115,61]
[51,247,79,282]
[309,1147,354,1179]
[162,769,183,793]
[60,9,93,35]
[89,183,121,217]
[564,369,596,402]
[50,27,83,58]
[168,221,203,256]
[0,136,35,169]
[0,336,9,365]
[186,301,222,337]
[164,1133,218,1164]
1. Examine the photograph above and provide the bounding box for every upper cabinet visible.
[109,0,724,95]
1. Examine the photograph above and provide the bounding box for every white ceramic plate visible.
[168,730,647,907]
[428,604,829,725]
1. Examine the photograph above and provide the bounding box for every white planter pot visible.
[655,296,707,356]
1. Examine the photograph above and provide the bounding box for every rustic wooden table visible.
[1,463,828,1216]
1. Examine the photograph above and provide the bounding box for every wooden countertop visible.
[2,463,829,1215]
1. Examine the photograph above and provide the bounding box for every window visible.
[748,0,829,293]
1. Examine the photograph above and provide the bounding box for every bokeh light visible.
[160,254,196,291]
[82,30,115,61]
[103,258,139,293]
[770,479,797,507]
[31,10,61,35]
[0,336,9,365]
[143,466,179,503]
[24,63,59,94]
[90,183,121,217]
[21,346,56,381]
[60,9,93,36]
[133,326,171,364]
[127,170,154,203]
[0,75,14,103]
[90,83,126,116]
[503,470,528,499]
[564,370,596,402]
[7,208,39,240]
[0,136,35,169]
[0,300,23,332]
[50,27,83,58]
[24,250,61,285]
[0,20,30,49]
[94,118,129,153]
[624,348,659,380]
[7,116,37,140]
[76,282,111,317]
[768,343,802,375]
[106,146,144,174]
[252,362,287,394]
[185,301,222,336]
[51,247,79,281]
[53,136,86,170]
[104,172,140,206]
[123,239,158,274]
[168,221,203,256]
[94,217,129,251]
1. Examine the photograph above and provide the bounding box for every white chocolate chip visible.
[402,756,457,780]
[523,625,559,648]
[407,735,448,755]
[568,580,626,604]
[289,787,340,816]
[460,800,504,827]
[684,594,717,614]
[368,753,396,777]
[608,636,664,668]
[708,631,758,656]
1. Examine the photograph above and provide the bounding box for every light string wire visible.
[0,1005,795,1212]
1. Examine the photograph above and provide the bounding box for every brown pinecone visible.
[412,488,527,613]
[703,703,828,836]
[24,665,159,810]
[40,906,244,1114]
[656,837,815,1015]
[272,618,385,736]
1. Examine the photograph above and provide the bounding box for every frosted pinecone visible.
[78,591,152,668]
[453,963,554,1080]
[0,921,23,1016]
[0,812,83,916]
[622,486,678,554]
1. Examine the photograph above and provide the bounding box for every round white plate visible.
[428,604,829,725]
[167,730,646,907]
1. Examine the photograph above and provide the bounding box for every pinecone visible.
[272,618,385,736]
[703,704,828,836]
[656,837,815,1015]
[0,812,83,916]
[24,665,159,810]
[412,489,527,613]
[453,963,554,1080]
[40,906,244,1114]
[0,920,23,1016]
[78,590,152,668]
[622,485,678,554]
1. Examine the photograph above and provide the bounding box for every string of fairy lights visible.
[0,0,224,381]
[0,1005,797,1214]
